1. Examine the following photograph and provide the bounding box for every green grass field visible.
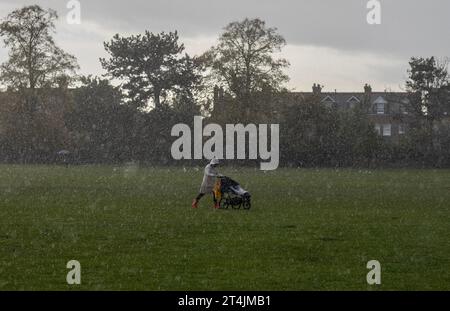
[0,165,449,290]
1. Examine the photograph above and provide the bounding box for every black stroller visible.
[215,176,251,210]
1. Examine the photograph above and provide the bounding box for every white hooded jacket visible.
[199,159,220,193]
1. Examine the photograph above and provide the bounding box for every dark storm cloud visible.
[1,0,448,91]
[2,0,449,56]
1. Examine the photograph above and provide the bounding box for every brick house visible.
[212,83,412,142]
[293,84,412,142]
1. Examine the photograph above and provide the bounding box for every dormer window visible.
[376,102,385,114]
[374,96,388,114]
[321,95,335,108]
[347,96,360,109]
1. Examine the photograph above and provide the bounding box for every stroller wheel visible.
[221,198,230,209]
[232,199,242,209]
[243,199,251,210]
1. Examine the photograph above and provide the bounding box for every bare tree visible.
[0,5,79,90]
[204,18,290,116]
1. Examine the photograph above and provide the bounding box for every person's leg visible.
[192,193,205,208]
[212,191,219,209]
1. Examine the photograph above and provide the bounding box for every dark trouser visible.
[195,192,217,204]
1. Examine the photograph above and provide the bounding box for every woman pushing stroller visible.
[192,158,222,209]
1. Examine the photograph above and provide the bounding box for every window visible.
[347,96,360,109]
[321,96,335,109]
[401,99,409,114]
[376,102,385,114]
[398,124,406,135]
[375,124,382,135]
[400,105,408,115]
[383,124,391,137]
[374,96,387,115]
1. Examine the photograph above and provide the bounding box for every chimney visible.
[364,83,372,95]
[312,83,323,95]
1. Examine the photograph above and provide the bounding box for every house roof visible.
[287,91,409,109]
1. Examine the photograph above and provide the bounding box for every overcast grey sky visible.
[1,0,449,91]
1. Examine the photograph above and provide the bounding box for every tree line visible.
[0,5,449,167]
